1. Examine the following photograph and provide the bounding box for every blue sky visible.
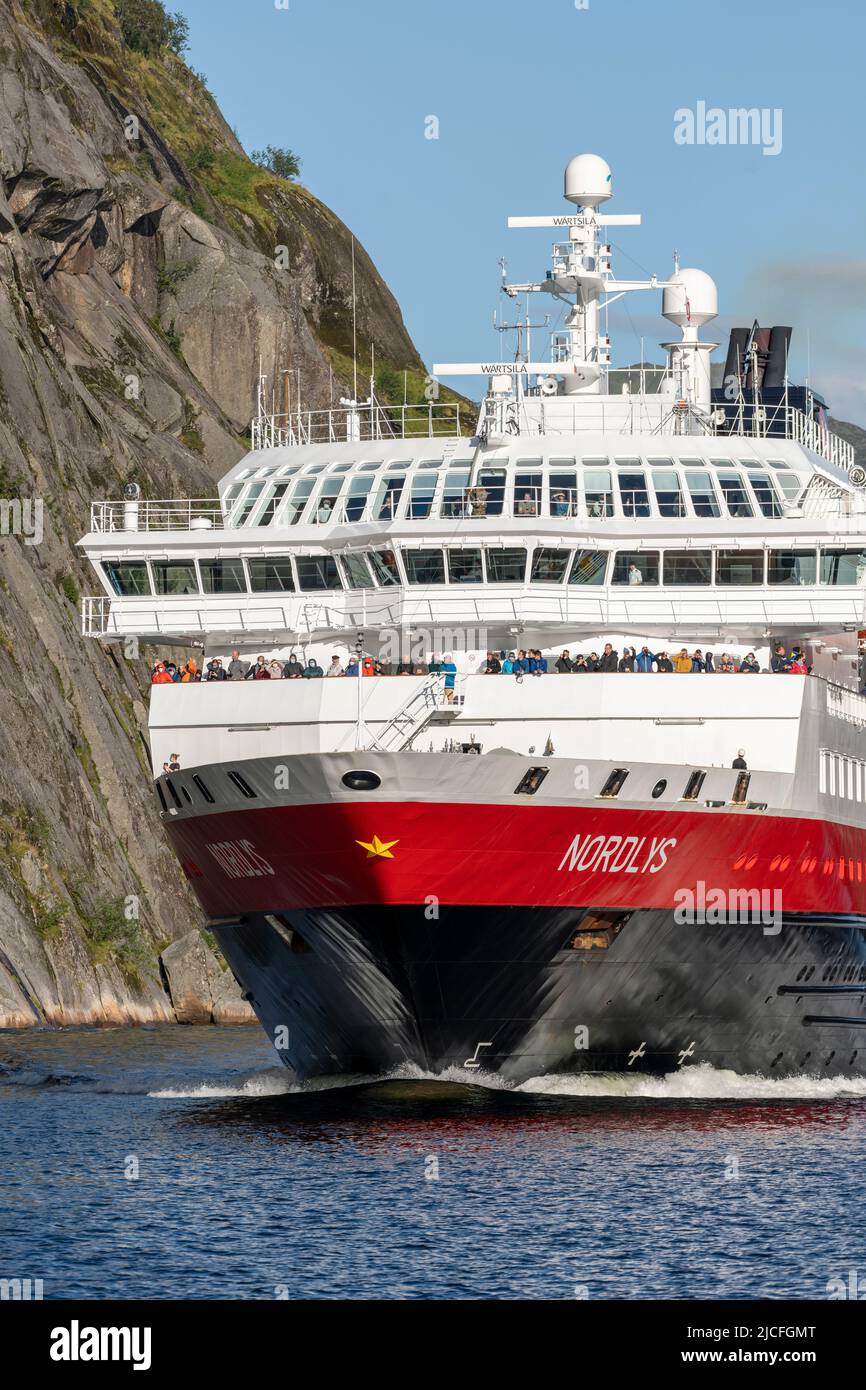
[177,0,866,425]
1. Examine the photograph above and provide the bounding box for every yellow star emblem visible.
[356,834,399,860]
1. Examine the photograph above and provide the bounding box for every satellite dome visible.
[662,268,718,328]
[564,154,612,208]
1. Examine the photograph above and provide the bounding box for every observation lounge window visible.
[549,467,577,517]
[344,477,373,523]
[749,474,783,518]
[584,468,613,517]
[199,559,246,594]
[662,550,712,585]
[403,550,446,585]
[370,549,401,586]
[820,549,866,585]
[152,561,198,595]
[407,474,437,520]
[618,470,650,518]
[716,550,765,585]
[295,556,343,591]
[514,473,542,517]
[103,560,151,596]
[284,479,315,525]
[612,552,659,585]
[718,473,754,518]
[569,550,607,585]
[374,476,406,521]
[339,554,375,590]
[685,470,721,517]
[768,549,817,585]
[471,469,506,518]
[447,549,483,584]
[248,557,295,593]
[530,548,570,583]
[485,548,527,583]
[258,482,290,526]
[442,470,470,519]
[652,470,686,517]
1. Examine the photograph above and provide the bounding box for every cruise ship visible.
[79,155,866,1083]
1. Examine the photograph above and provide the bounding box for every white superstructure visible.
[76,155,866,777]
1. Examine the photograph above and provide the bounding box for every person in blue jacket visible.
[635,646,657,673]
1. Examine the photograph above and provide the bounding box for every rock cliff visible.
[0,0,439,1026]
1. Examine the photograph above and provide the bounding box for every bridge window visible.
[313,479,345,524]
[617,470,651,518]
[199,559,246,594]
[685,469,721,517]
[716,550,765,585]
[612,551,659,585]
[485,548,527,583]
[663,550,712,585]
[344,477,373,522]
[295,556,342,591]
[569,550,607,585]
[549,468,577,517]
[442,469,470,518]
[472,469,506,517]
[102,560,151,596]
[403,549,446,585]
[820,548,866,585]
[530,548,570,583]
[767,549,817,585]
[514,473,542,517]
[652,469,686,517]
[407,474,437,520]
[151,561,198,595]
[749,473,783,518]
[447,549,483,584]
[248,557,295,593]
[584,468,613,517]
[718,472,754,518]
[284,478,315,525]
[339,554,375,590]
[369,549,401,586]
[233,482,266,525]
[258,482,290,525]
[374,475,406,521]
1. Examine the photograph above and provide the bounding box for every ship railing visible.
[90,499,225,533]
[825,680,866,727]
[251,401,464,448]
[367,672,449,752]
[476,393,854,470]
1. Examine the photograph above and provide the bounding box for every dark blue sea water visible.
[2,1026,866,1300]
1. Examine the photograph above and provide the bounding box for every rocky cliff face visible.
[0,0,434,1026]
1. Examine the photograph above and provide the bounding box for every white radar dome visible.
[662,268,718,328]
[564,154,612,208]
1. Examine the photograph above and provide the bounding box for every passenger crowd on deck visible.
[150,642,810,684]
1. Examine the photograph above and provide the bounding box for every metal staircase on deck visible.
[368,673,456,752]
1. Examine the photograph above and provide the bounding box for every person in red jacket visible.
[151,662,173,684]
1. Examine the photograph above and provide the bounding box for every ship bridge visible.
[77,153,864,650]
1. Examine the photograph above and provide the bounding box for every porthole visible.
[341,769,382,792]
[651,779,667,799]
